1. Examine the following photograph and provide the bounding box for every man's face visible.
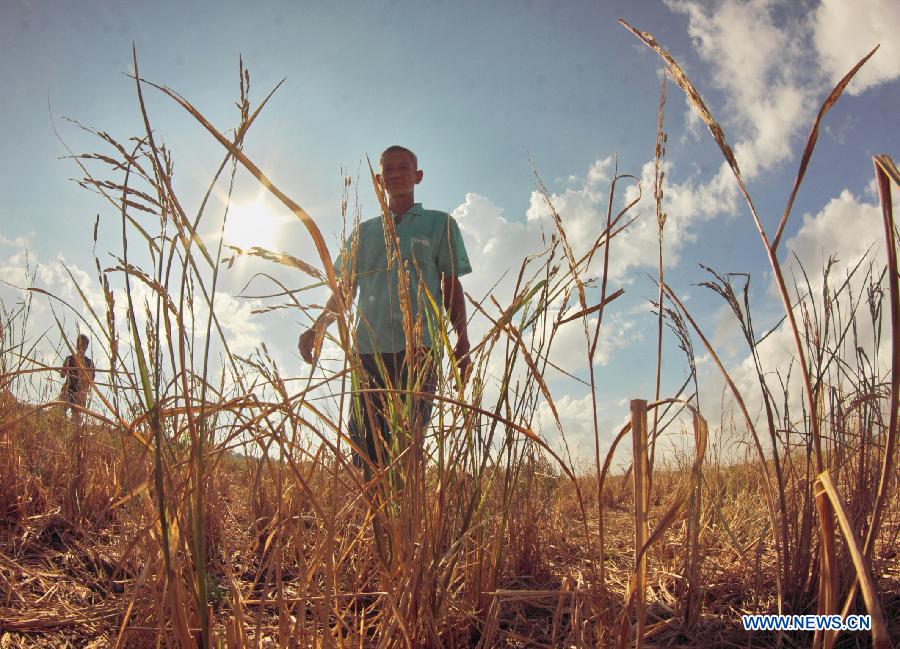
[378,150,423,199]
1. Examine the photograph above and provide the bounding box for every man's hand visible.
[442,274,471,386]
[298,327,321,365]
[452,334,472,386]
[299,285,349,365]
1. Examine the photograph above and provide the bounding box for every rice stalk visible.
[833,155,900,625]
[621,22,883,641]
[816,470,890,649]
[630,399,650,649]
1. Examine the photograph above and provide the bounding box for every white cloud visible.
[0,234,34,249]
[786,188,884,284]
[483,309,641,391]
[196,291,266,357]
[525,158,613,237]
[454,159,649,295]
[813,0,900,95]
[536,391,610,465]
[618,159,739,275]
[452,191,536,304]
[665,0,898,184]
[451,155,736,412]
[0,241,105,335]
[864,176,880,203]
[451,161,660,404]
[547,313,639,370]
[643,0,896,449]
[480,1,865,324]
[666,0,821,179]
[703,187,890,445]
[0,236,270,406]
[520,155,711,285]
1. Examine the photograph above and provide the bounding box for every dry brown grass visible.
[0,396,898,647]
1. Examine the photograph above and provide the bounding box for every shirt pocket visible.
[358,235,389,276]
[401,236,434,272]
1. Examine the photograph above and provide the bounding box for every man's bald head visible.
[379,145,418,170]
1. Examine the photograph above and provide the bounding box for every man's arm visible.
[441,274,471,381]
[299,281,356,364]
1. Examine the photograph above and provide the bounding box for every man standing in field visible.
[298,145,472,468]
[60,333,95,421]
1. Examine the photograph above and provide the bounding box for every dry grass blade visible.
[816,471,890,649]
[772,46,880,252]
[630,400,649,649]
[875,154,900,186]
[661,283,785,610]
[0,603,119,631]
[223,244,324,279]
[556,288,625,325]
[468,279,547,355]
[486,294,561,428]
[650,72,669,488]
[361,386,578,483]
[618,19,746,199]
[131,49,215,273]
[621,22,886,635]
[838,155,900,623]
[616,400,708,648]
[863,154,899,555]
[140,77,347,328]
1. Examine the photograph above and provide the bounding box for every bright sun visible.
[223,193,287,251]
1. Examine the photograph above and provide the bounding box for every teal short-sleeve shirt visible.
[334,203,472,354]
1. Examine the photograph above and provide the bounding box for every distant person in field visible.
[298,145,472,469]
[60,333,95,419]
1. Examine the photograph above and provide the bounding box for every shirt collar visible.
[394,203,423,217]
[391,202,423,223]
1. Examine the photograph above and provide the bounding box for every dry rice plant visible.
[0,22,897,649]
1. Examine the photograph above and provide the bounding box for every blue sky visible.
[2,0,898,462]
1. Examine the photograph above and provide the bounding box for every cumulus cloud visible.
[484,0,866,345]
[0,236,270,405]
[813,0,900,95]
[452,159,655,394]
[450,150,746,416]
[535,391,614,466]
[451,191,535,303]
[618,158,739,274]
[705,187,890,446]
[666,0,821,179]
[450,169,661,466]
[786,188,884,284]
[0,234,34,249]
[546,313,639,371]
[193,291,266,357]
[518,155,733,285]
[629,0,898,452]
[665,0,898,183]
[0,238,105,338]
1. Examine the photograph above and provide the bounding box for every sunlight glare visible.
[223,194,287,251]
